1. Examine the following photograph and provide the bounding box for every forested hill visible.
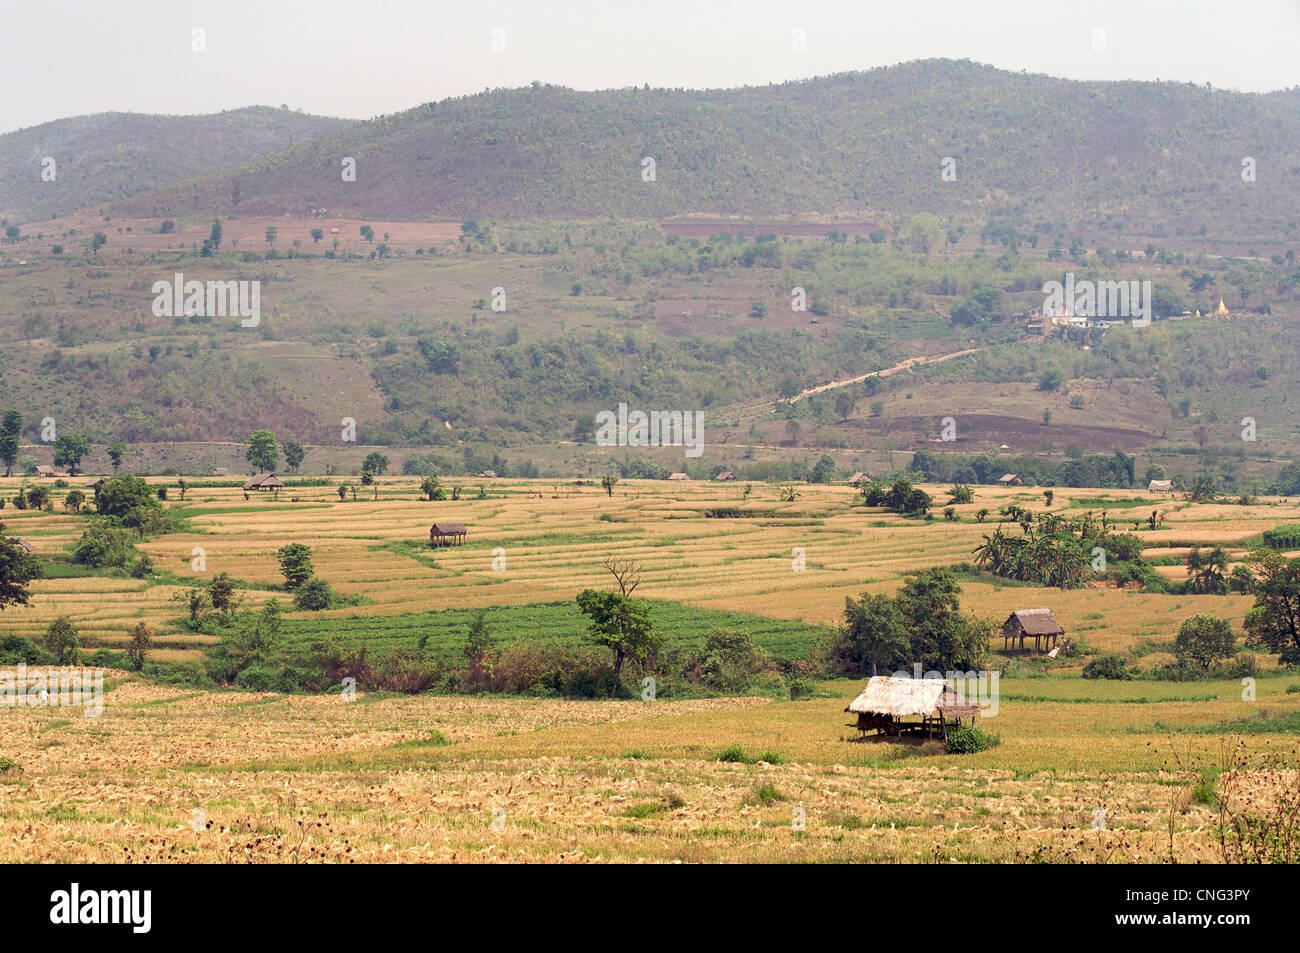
[115,59,1300,241]
[0,107,353,223]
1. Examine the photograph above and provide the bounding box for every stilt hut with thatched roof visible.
[845,676,978,740]
[429,522,468,547]
[1001,608,1065,653]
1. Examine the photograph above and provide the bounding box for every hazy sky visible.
[3,0,1298,132]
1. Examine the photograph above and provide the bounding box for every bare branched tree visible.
[603,556,641,597]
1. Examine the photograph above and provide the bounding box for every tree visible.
[834,390,856,421]
[45,616,80,664]
[91,232,106,254]
[282,440,306,473]
[839,593,909,675]
[949,484,975,504]
[25,485,50,510]
[209,219,223,249]
[53,433,91,475]
[64,489,85,512]
[360,224,375,243]
[576,589,656,690]
[1037,365,1066,391]
[0,410,20,477]
[1186,546,1228,594]
[601,473,618,497]
[361,452,390,477]
[275,543,314,589]
[0,526,43,610]
[94,476,161,520]
[126,622,151,670]
[810,455,837,484]
[1244,552,1300,663]
[245,430,279,473]
[310,228,324,243]
[1173,614,1236,669]
[208,572,238,617]
[265,226,277,245]
[107,442,126,473]
[419,475,444,501]
[294,577,333,610]
[576,557,659,693]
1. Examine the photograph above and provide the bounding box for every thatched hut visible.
[996,473,1024,486]
[1001,608,1065,653]
[1148,479,1173,494]
[845,676,978,739]
[429,522,468,546]
[242,473,284,491]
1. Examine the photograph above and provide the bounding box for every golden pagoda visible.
[1212,298,1232,318]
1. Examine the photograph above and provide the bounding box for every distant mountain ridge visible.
[102,59,1300,241]
[0,106,353,222]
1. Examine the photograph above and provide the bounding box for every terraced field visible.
[0,476,1285,664]
[5,476,1300,863]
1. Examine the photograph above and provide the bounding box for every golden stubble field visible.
[3,671,1296,863]
[0,476,1289,659]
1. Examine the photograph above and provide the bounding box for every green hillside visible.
[115,60,1300,242]
[0,106,353,223]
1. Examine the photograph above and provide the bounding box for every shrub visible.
[71,523,138,568]
[44,616,80,664]
[294,577,334,611]
[715,744,755,763]
[1082,653,1133,680]
[944,723,1001,754]
[1262,525,1300,550]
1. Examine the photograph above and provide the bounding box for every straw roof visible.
[1148,479,1173,492]
[242,473,283,490]
[997,473,1023,485]
[1003,608,1064,636]
[429,522,468,535]
[847,676,974,718]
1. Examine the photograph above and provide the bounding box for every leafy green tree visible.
[208,572,238,617]
[310,228,324,243]
[245,430,279,473]
[360,224,375,243]
[601,473,618,497]
[209,219,223,249]
[0,525,43,610]
[275,543,314,588]
[1173,614,1236,669]
[948,484,975,504]
[25,485,50,510]
[45,616,80,664]
[839,593,909,675]
[0,411,21,478]
[1037,365,1066,391]
[64,489,85,512]
[52,434,91,475]
[834,390,856,421]
[420,475,445,501]
[282,440,306,472]
[361,452,390,477]
[126,622,151,670]
[1244,552,1300,663]
[294,577,333,610]
[576,588,656,686]
[810,455,837,484]
[1185,546,1229,594]
[107,442,126,473]
[94,476,161,520]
